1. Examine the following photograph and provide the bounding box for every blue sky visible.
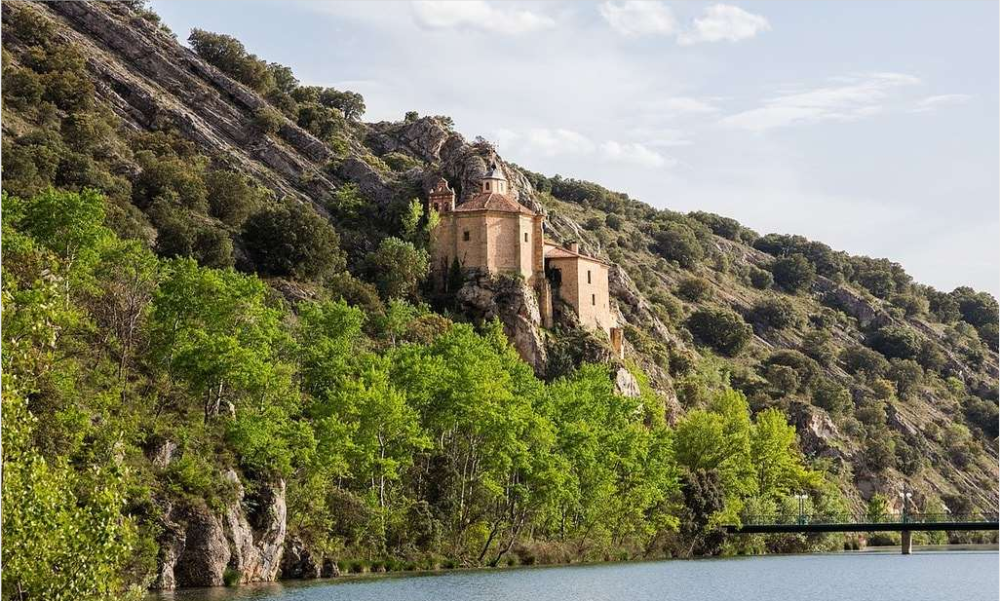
[150,1,999,295]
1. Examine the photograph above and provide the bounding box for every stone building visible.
[429,162,622,353]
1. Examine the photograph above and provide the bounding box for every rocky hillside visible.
[2,0,997,593]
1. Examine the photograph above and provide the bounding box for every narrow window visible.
[587,270,592,284]
[463,230,470,242]
[592,294,596,306]
[524,232,529,242]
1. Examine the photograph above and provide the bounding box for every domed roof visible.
[483,161,506,180]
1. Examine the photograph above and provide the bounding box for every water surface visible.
[158,549,999,601]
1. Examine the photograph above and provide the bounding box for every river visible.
[156,548,999,601]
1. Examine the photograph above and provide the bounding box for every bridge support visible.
[901,530,912,555]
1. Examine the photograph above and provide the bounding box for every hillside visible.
[1,1,997,596]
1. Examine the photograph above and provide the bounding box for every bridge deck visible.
[724,513,1000,534]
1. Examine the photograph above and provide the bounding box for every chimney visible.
[568,241,579,253]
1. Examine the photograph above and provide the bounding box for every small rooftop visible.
[454,192,536,215]
[543,240,611,266]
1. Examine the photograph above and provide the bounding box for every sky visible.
[150,1,999,296]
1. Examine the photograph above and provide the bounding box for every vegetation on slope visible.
[1,2,997,598]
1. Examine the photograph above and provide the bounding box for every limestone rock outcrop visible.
[456,270,547,375]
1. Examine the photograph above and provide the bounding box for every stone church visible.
[428,161,623,355]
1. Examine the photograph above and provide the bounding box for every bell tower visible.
[428,177,455,213]
[481,161,507,195]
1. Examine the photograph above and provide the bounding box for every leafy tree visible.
[204,169,266,228]
[811,377,851,414]
[887,359,923,399]
[771,254,816,294]
[868,326,922,360]
[652,222,703,268]
[747,296,801,331]
[367,237,429,300]
[676,276,712,302]
[188,29,275,93]
[801,330,836,366]
[243,201,344,279]
[685,307,753,356]
[748,266,774,290]
[841,346,890,380]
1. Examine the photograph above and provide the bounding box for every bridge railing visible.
[737,512,999,527]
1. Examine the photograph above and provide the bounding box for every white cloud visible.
[678,4,770,45]
[600,141,672,167]
[599,1,677,37]
[648,96,720,114]
[499,128,596,157]
[628,127,693,147]
[910,94,973,113]
[720,72,921,132]
[412,1,554,35]
[496,128,672,168]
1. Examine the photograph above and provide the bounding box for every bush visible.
[801,330,836,366]
[252,107,283,136]
[887,359,923,399]
[747,296,801,330]
[366,237,429,300]
[841,346,889,380]
[676,276,712,302]
[685,308,753,356]
[749,266,773,290]
[242,201,344,279]
[189,29,275,93]
[652,222,703,268]
[605,214,623,230]
[764,350,822,392]
[771,254,816,294]
[764,364,800,397]
[812,378,851,414]
[205,170,266,228]
[867,326,922,360]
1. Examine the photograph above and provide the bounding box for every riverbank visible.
[149,544,1000,600]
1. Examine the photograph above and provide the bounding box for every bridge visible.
[724,512,1000,554]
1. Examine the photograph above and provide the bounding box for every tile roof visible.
[454,192,536,215]
[543,241,611,266]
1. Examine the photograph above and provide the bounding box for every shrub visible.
[685,307,753,356]
[747,296,801,330]
[205,170,266,228]
[887,359,923,399]
[841,346,889,380]
[605,213,623,230]
[652,222,703,268]
[867,326,922,360]
[764,350,822,392]
[801,330,836,366]
[749,266,773,290]
[764,364,800,397]
[242,201,344,279]
[189,29,275,93]
[771,254,816,294]
[963,396,999,439]
[811,377,851,414]
[382,151,422,172]
[676,276,712,302]
[252,106,283,136]
[366,237,429,300]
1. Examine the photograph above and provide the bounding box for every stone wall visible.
[548,256,613,335]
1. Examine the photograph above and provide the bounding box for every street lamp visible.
[794,493,809,525]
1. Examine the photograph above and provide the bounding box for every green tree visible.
[242,201,344,279]
[685,308,753,356]
[771,254,816,294]
[367,237,429,300]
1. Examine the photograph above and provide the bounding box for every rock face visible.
[152,471,287,589]
[280,536,322,580]
[169,502,231,588]
[614,367,641,398]
[456,270,547,375]
[222,470,287,584]
[788,402,846,461]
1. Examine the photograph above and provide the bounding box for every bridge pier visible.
[901,530,912,555]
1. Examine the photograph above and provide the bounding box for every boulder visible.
[614,367,641,398]
[280,536,321,580]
